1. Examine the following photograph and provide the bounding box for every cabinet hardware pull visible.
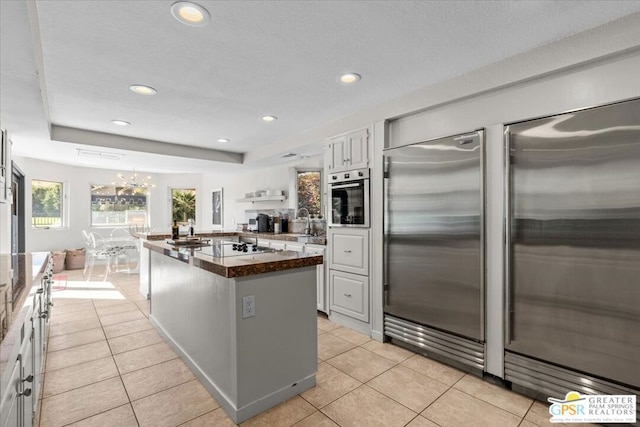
[344,250,352,253]
[344,293,352,297]
[19,388,32,397]
[22,374,34,383]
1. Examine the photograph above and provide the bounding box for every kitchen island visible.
[143,239,322,423]
[132,230,326,298]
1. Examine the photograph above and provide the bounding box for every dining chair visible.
[110,228,138,273]
[84,231,127,281]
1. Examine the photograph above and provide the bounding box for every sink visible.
[297,235,311,243]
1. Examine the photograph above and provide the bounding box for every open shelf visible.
[236,195,287,203]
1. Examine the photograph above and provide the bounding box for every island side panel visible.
[234,267,317,411]
[149,251,238,405]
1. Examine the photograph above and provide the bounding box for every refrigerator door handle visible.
[503,127,513,345]
[383,157,390,309]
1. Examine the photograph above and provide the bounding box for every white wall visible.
[200,156,324,230]
[12,157,195,251]
[13,155,323,252]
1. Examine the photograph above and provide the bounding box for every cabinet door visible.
[346,129,369,170]
[285,243,305,252]
[327,137,346,172]
[330,270,369,322]
[329,229,368,276]
[20,328,35,427]
[0,361,20,427]
[269,241,286,251]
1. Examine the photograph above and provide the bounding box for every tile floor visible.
[37,267,592,427]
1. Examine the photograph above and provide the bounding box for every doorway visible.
[11,163,25,305]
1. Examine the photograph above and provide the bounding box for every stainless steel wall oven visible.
[328,168,370,228]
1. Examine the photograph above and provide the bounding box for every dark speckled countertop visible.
[143,240,323,278]
[133,230,326,245]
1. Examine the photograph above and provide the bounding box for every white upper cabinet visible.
[327,128,369,172]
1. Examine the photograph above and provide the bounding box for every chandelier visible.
[113,169,155,190]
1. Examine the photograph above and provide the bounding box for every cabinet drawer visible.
[329,230,368,275]
[330,270,368,322]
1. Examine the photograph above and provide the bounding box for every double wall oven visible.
[328,168,369,228]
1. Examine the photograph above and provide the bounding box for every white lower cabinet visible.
[2,362,20,427]
[1,255,51,427]
[329,228,368,276]
[329,270,369,322]
[269,241,286,250]
[285,242,305,252]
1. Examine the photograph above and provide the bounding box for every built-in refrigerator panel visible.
[505,98,640,390]
[384,131,484,342]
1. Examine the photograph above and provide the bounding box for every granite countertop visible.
[133,230,326,245]
[143,240,323,278]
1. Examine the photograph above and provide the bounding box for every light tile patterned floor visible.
[37,267,590,427]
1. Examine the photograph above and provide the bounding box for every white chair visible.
[110,228,139,273]
[84,231,127,281]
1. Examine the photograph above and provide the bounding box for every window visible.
[172,188,196,225]
[91,185,148,226]
[296,170,322,216]
[32,179,63,228]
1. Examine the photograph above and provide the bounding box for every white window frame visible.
[292,167,323,217]
[170,187,197,226]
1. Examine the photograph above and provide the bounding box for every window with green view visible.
[32,179,63,228]
[172,188,196,225]
[296,170,322,216]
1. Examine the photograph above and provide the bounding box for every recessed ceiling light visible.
[111,119,131,126]
[171,1,210,26]
[130,84,157,95]
[262,115,278,122]
[217,138,230,143]
[339,72,361,84]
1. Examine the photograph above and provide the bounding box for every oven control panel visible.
[329,168,369,183]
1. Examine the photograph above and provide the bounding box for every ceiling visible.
[2,1,640,174]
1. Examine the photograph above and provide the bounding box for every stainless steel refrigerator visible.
[505,98,640,400]
[383,130,485,373]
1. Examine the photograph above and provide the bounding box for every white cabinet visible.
[327,128,369,172]
[305,245,327,313]
[268,241,286,251]
[329,270,369,322]
[0,255,51,427]
[328,228,370,326]
[1,361,20,427]
[329,228,368,276]
[286,242,305,252]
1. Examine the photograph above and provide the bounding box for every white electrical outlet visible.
[242,295,255,318]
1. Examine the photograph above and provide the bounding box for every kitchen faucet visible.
[296,208,311,235]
